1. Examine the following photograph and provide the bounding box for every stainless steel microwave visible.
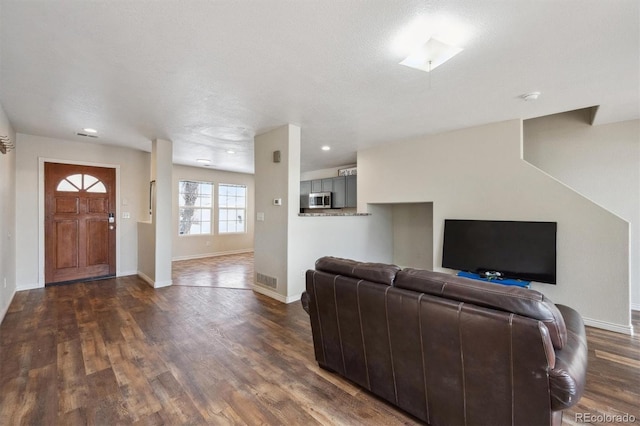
[308,192,332,209]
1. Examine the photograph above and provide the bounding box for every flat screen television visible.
[442,219,557,284]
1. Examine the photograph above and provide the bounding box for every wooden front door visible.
[45,163,116,285]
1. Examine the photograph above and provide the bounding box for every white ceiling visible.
[1,1,638,174]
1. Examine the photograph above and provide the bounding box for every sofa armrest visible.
[549,304,588,411]
[301,291,311,315]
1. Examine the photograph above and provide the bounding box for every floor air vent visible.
[256,273,277,289]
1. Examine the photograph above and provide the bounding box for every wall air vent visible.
[256,272,277,289]
[76,132,98,138]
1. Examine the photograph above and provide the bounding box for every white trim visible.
[217,183,248,235]
[17,282,42,291]
[285,292,302,303]
[0,288,16,324]
[137,271,154,287]
[137,271,172,289]
[583,317,634,336]
[38,158,121,286]
[118,270,138,277]
[172,249,254,262]
[251,284,302,304]
[153,280,172,288]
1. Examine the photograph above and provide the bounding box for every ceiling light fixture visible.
[399,38,463,72]
[393,15,471,73]
[196,158,211,164]
[226,150,235,154]
[83,128,98,134]
[321,146,331,151]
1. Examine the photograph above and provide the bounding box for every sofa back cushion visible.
[395,268,567,349]
[315,256,400,286]
[305,268,559,425]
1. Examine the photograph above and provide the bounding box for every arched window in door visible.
[56,173,107,193]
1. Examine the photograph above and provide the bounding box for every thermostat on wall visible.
[273,198,282,206]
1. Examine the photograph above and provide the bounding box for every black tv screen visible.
[442,219,557,284]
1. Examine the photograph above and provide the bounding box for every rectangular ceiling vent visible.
[76,132,98,138]
[256,272,277,289]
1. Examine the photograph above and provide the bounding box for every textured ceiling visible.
[0,0,638,174]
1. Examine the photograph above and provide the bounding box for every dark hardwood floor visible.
[0,255,638,425]
[172,252,253,289]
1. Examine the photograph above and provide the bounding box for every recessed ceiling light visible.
[321,146,331,151]
[83,128,98,134]
[196,158,211,164]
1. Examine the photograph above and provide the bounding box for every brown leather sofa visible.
[301,256,588,426]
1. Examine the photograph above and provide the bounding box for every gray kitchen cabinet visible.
[332,176,346,208]
[321,178,333,192]
[300,180,311,196]
[346,175,357,208]
[311,179,322,193]
[300,180,311,209]
[300,175,356,209]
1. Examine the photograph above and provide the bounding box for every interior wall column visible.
[151,138,173,287]
[253,124,301,302]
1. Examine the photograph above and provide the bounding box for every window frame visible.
[218,183,247,235]
[178,180,215,236]
[56,173,107,193]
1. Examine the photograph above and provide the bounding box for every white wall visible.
[150,139,173,287]
[287,205,394,298]
[172,164,254,260]
[254,126,393,302]
[390,202,433,270]
[524,112,640,309]
[137,221,156,282]
[300,163,356,181]
[254,125,298,299]
[15,134,149,289]
[358,119,631,333]
[0,103,16,322]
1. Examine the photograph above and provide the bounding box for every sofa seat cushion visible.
[315,256,401,286]
[395,268,568,349]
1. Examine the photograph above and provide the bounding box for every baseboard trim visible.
[137,271,173,288]
[17,282,42,291]
[118,270,138,277]
[251,284,301,304]
[172,249,254,262]
[137,271,154,288]
[0,288,16,325]
[583,317,634,336]
[154,280,172,288]
[285,292,302,304]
